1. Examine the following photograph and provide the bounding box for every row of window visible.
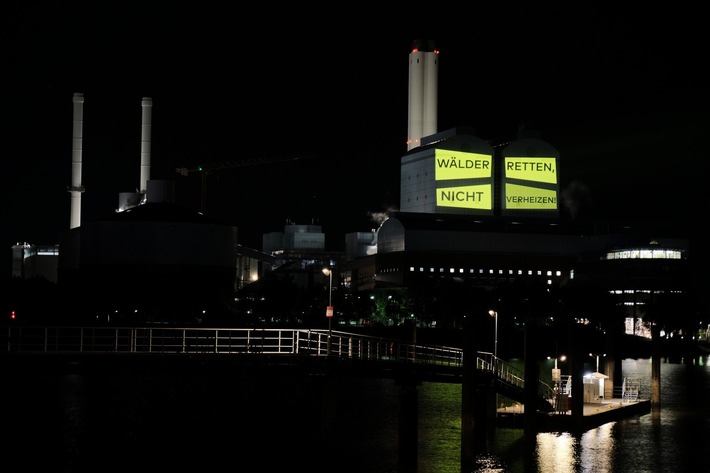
[605,249,682,260]
[408,266,564,277]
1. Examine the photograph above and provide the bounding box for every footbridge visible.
[1,325,555,412]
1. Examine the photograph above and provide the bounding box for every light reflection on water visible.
[419,357,710,473]
[536,430,579,473]
[3,356,709,472]
[463,357,710,473]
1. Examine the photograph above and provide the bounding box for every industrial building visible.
[9,40,690,337]
[338,40,689,342]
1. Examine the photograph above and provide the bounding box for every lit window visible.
[606,247,681,260]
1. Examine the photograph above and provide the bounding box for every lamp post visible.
[323,267,333,355]
[488,310,498,369]
[590,352,605,372]
[551,354,566,392]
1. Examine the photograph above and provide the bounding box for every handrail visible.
[1,326,465,361]
[2,325,553,409]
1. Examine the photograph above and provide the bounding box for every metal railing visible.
[476,350,555,409]
[2,325,554,407]
[621,377,642,402]
[1,326,464,365]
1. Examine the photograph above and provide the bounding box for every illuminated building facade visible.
[8,40,692,337]
[401,128,496,216]
[344,124,689,343]
[341,40,691,345]
[575,242,689,338]
[400,128,560,219]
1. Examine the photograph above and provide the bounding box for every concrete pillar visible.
[524,324,539,439]
[397,371,420,473]
[570,324,585,431]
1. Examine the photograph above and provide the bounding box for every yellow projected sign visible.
[437,184,492,210]
[504,157,557,184]
[504,184,557,210]
[436,150,492,180]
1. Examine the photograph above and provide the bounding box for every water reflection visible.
[536,431,577,472]
[578,422,615,472]
[415,358,710,472]
[4,357,709,472]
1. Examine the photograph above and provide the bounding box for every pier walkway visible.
[1,325,649,429]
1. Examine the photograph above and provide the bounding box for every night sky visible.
[2,4,707,287]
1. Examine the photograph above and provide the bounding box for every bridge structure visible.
[1,325,556,412]
[2,324,655,473]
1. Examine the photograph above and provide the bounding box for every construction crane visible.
[175,154,317,213]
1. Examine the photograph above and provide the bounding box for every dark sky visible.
[2,4,707,285]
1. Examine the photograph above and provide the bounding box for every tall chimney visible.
[139,97,153,196]
[407,40,438,151]
[69,92,85,229]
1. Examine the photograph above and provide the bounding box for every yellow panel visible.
[437,184,492,210]
[435,149,493,181]
[504,157,557,184]
[505,184,558,210]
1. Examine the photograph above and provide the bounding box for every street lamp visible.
[590,352,606,372]
[323,267,333,355]
[488,309,498,368]
[554,354,566,370]
[550,354,566,391]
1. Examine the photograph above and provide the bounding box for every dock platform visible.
[497,398,652,432]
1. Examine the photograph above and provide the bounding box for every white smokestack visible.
[407,40,438,151]
[139,97,152,196]
[69,92,85,229]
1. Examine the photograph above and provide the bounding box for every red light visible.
[10,311,16,319]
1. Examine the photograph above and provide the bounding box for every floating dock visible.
[497,398,652,432]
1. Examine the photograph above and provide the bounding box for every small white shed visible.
[583,372,609,403]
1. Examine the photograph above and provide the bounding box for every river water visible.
[2,357,707,472]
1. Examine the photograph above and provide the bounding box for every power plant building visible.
[341,40,689,342]
[9,40,691,337]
